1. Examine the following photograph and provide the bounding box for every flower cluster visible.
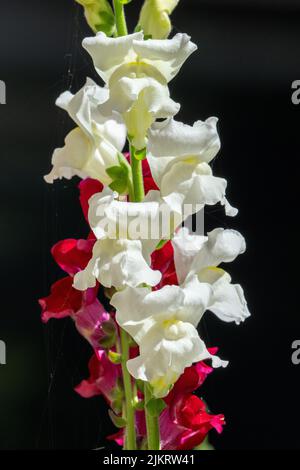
[40,0,250,450]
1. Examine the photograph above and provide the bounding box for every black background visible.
[0,0,299,450]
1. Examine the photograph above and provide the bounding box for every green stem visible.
[144,385,160,450]
[120,328,137,450]
[130,144,145,202]
[113,0,128,36]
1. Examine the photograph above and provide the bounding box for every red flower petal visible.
[51,238,95,276]
[78,178,103,222]
[39,276,83,322]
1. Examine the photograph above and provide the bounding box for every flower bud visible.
[76,0,116,36]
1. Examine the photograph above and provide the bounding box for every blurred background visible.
[0,0,299,450]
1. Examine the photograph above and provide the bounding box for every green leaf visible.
[106,165,126,180]
[108,410,127,429]
[108,350,122,365]
[75,0,116,36]
[145,397,167,417]
[119,0,133,3]
[109,179,128,194]
[107,154,133,196]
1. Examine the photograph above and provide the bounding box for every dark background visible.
[0,0,299,450]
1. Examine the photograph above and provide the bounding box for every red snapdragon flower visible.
[75,351,120,404]
[39,235,115,357]
[160,349,225,450]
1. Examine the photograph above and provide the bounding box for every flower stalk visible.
[144,385,160,450]
[113,0,128,36]
[130,144,145,202]
[120,328,137,450]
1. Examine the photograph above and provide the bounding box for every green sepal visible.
[136,379,145,393]
[98,334,116,349]
[102,320,116,336]
[134,399,145,411]
[145,397,167,417]
[108,410,127,428]
[111,399,123,414]
[133,147,146,161]
[108,350,122,365]
[155,239,170,250]
[119,0,133,3]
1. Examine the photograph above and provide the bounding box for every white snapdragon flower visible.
[82,31,197,84]
[73,238,161,290]
[111,278,227,397]
[82,32,196,149]
[73,187,165,290]
[44,78,126,185]
[147,117,238,216]
[172,227,250,324]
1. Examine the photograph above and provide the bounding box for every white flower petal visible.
[82,32,143,83]
[204,271,250,325]
[100,76,180,150]
[160,158,227,215]
[192,228,246,271]
[44,128,91,183]
[126,321,226,398]
[56,78,110,140]
[132,33,197,82]
[73,239,161,290]
[172,227,207,284]
[148,117,220,161]
[87,187,163,254]
[222,197,239,217]
[83,32,196,85]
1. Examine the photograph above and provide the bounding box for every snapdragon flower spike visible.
[147,117,237,216]
[44,78,126,185]
[111,279,227,398]
[173,227,250,325]
[82,32,196,149]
